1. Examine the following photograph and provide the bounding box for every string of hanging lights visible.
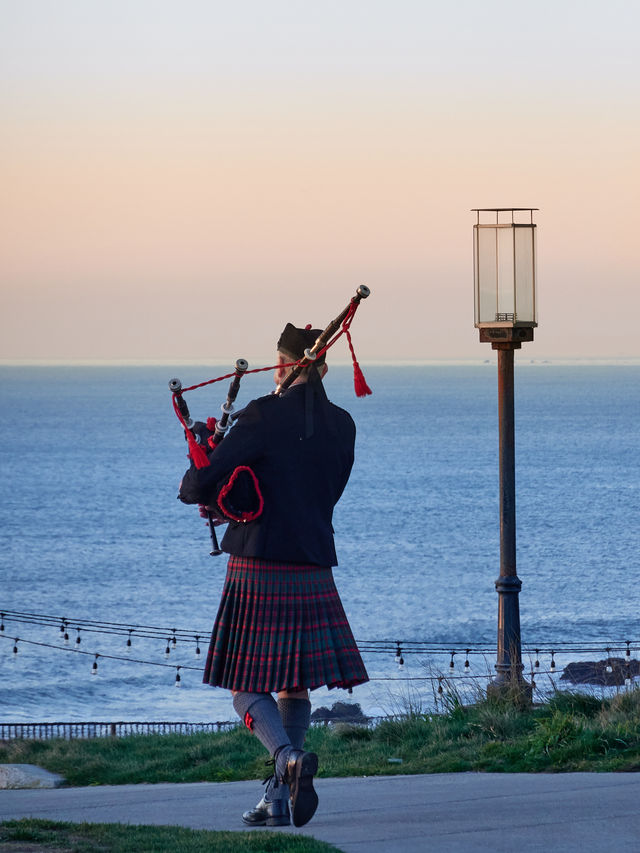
[2,609,638,690]
[2,631,566,690]
[2,609,637,660]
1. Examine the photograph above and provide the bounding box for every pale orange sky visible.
[2,1,639,363]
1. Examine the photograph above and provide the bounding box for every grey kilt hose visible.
[203,555,369,693]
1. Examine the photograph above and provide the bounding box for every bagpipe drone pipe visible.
[170,285,371,555]
[169,359,261,555]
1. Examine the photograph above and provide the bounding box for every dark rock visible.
[560,657,640,686]
[311,701,368,723]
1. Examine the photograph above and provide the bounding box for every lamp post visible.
[473,207,537,702]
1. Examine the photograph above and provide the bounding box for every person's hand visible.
[198,504,225,526]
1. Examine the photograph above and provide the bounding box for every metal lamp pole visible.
[482,331,533,700]
[473,208,538,702]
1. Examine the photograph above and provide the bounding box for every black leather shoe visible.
[242,796,290,827]
[282,749,319,827]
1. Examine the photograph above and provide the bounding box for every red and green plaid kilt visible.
[203,555,369,693]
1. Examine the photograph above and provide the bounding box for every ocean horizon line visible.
[1,357,639,368]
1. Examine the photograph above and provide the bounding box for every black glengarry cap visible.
[277,323,326,363]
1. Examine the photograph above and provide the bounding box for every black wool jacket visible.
[178,383,356,566]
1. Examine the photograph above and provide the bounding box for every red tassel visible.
[186,432,210,469]
[353,360,372,397]
[344,326,372,397]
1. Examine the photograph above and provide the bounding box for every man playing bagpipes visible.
[177,295,370,828]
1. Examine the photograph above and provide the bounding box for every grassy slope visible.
[2,691,640,787]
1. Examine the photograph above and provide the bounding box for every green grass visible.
[0,726,268,786]
[2,689,640,787]
[0,818,341,852]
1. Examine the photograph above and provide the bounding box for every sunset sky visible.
[2,0,638,363]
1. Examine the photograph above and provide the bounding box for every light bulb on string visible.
[91,654,99,675]
[165,639,171,658]
[464,650,470,670]
[171,629,177,648]
[550,651,556,671]
[0,612,4,632]
[534,650,540,669]
[437,676,444,695]
[126,630,133,649]
[626,641,631,659]
[75,628,81,647]
[605,648,612,673]
[12,638,19,659]
[195,636,201,659]
[449,652,455,669]
[175,666,182,687]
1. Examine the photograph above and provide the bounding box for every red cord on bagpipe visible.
[171,288,372,470]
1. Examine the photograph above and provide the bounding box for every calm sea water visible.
[0,363,638,722]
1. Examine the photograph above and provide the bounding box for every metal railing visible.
[0,714,388,741]
[0,720,238,740]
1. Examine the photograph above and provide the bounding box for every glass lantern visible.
[473,209,538,328]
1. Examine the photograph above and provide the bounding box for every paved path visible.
[2,773,640,852]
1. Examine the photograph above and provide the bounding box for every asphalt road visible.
[2,772,640,852]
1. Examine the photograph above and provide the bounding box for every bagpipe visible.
[170,285,371,555]
[170,359,256,555]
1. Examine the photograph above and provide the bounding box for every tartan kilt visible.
[203,554,369,693]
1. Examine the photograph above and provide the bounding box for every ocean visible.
[0,362,638,723]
